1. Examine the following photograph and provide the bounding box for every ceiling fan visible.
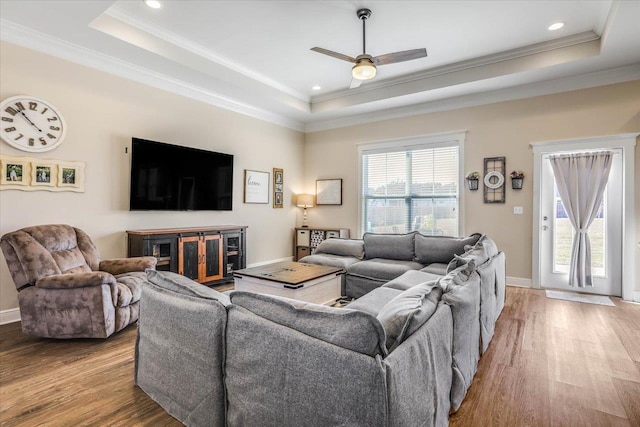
[311,8,427,89]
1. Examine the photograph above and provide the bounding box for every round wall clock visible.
[0,95,67,153]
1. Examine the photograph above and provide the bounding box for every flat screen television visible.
[130,138,233,211]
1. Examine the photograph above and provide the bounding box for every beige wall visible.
[0,42,304,311]
[305,81,640,283]
[1,41,638,313]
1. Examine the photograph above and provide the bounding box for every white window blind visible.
[361,143,459,236]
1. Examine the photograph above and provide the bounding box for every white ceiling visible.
[1,1,639,131]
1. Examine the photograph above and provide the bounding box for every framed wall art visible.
[31,160,57,187]
[244,169,269,204]
[316,178,342,205]
[1,156,29,186]
[483,156,506,203]
[0,155,85,192]
[56,160,85,192]
[273,168,283,208]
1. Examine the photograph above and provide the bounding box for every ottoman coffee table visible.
[233,261,343,305]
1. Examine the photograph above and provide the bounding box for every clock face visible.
[0,96,67,153]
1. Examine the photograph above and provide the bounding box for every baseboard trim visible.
[507,277,532,288]
[247,256,294,268]
[0,308,21,325]
[634,290,640,303]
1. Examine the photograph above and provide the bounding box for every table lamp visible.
[296,194,314,228]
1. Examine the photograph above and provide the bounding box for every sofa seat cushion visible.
[114,271,146,307]
[383,270,443,291]
[347,259,424,282]
[377,281,443,352]
[230,291,387,357]
[363,232,415,261]
[421,263,448,275]
[314,239,365,259]
[346,287,403,316]
[414,233,481,265]
[299,254,360,269]
[145,270,230,304]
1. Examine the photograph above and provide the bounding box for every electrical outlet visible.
[513,206,523,215]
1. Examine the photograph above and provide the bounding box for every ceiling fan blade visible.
[373,48,427,66]
[311,47,356,63]
[349,78,362,89]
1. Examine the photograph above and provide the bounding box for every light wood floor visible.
[1,287,638,426]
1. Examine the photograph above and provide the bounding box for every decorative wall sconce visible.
[465,171,480,191]
[510,170,525,190]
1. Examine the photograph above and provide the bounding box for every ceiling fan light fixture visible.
[352,59,377,80]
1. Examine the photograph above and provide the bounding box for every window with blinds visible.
[361,143,459,236]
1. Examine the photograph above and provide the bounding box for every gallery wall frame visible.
[244,169,269,204]
[316,178,342,205]
[0,155,85,192]
[273,168,283,208]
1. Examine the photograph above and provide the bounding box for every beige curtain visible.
[549,151,613,287]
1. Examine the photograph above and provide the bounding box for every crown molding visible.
[312,31,601,104]
[2,17,636,136]
[304,64,640,132]
[104,6,309,103]
[0,19,305,132]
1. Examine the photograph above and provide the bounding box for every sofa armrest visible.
[99,257,157,275]
[35,271,116,289]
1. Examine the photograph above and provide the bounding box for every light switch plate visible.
[513,206,523,215]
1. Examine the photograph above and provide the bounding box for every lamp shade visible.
[352,59,377,80]
[296,194,314,208]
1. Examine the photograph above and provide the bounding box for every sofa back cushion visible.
[376,280,442,352]
[314,238,365,260]
[230,291,386,357]
[363,232,415,261]
[414,233,481,265]
[446,235,499,273]
[146,270,230,304]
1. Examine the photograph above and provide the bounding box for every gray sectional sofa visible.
[135,234,506,426]
[299,232,483,298]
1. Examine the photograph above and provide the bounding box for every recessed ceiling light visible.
[548,22,565,31]
[144,0,163,9]
[312,85,321,91]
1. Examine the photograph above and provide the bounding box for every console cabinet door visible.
[178,236,201,281]
[201,234,223,282]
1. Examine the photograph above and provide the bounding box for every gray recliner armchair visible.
[0,224,157,338]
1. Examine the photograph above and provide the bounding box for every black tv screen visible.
[130,138,233,211]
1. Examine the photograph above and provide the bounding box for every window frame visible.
[357,131,466,238]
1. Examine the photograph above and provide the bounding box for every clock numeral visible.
[47,117,58,122]
[41,107,48,115]
[39,137,47,145]
[15,102,25,111]
[46,133,56,139]
[15,134,24,140]
[5,107,18,116]
[50,126,60,131]
[28,138,35,146]
[4,127,16,132]
[29,102,38,111]
[1,117,13,122]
